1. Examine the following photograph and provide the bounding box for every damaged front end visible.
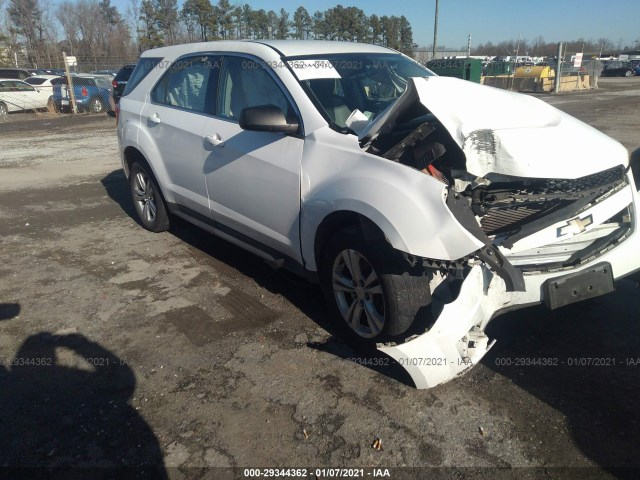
[362,77,638,388]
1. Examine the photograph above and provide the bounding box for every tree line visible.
[0,0,415,69]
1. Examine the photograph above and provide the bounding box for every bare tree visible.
[7,0,43,65]
[126,0,140,45]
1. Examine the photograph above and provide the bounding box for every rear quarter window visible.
[123,58,163,96]
[25,78,47,85]
[95,78,111,89]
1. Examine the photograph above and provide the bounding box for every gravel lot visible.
[0,78,639,479]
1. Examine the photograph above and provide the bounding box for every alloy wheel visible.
[91,99,104,113]
[133,171,157,223]
[331,249,385,338]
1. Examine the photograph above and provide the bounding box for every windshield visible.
[286,53,434,130]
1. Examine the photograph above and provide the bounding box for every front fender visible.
[301,136,483,271]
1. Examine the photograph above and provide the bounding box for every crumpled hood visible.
[361,76,629,179]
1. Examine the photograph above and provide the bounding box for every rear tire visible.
[319,225,432,345]
[0,102,7,115]
[88,97,105,113]
[129,162,170,232]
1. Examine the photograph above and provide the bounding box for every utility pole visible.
[432,0,439,60]
[553,42,563,94]
[62,51,78,114]
[467,33,471,57]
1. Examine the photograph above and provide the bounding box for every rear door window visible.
[152,56,217,114]
[13,81,35,91]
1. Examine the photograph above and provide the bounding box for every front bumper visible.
[379,176,640,389]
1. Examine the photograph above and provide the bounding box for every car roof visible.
[142,40,395,59]
[27,75,59,79]
[74,74,111,79]
[0,78,27,82]
[248,40,395,56]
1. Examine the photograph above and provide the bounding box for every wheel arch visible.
[302,176,484,272]
[313,210,390,274]
[123,146,169,200]
[308,203,413,273]
[121,125,176,204]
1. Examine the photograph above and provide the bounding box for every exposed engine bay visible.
[349,77,638,389]
[358,80,633,295]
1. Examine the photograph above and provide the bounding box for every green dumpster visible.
[426,58,483,83]
[483,60,515,76]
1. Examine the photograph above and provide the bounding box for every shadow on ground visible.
[100,169,414,387]
[0,329,167,479]
[0,303,20,321]
[484,279,640,478]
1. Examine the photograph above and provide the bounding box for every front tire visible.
[129,162,170,232]
[0,102,7,115]
[320,225,432,344]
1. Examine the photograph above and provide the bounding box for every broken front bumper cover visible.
[379,184,640,389]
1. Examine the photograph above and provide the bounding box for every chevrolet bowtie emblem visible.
[557,214,593,237]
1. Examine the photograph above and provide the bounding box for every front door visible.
[202,55,304,263]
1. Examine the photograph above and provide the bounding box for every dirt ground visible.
[0,78,639,479]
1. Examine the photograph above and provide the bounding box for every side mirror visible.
[239,105,299,135]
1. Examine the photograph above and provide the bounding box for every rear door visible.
[139,55,220,217]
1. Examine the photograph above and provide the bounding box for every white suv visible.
[118,40,640,388]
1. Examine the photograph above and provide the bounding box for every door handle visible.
[148,113,161,125]
[204,134,225,147]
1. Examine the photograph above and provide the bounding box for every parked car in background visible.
[0,79,52,114]
[92,69,118,77]
[52,75,114,113]
[0,68,33,80]
[602,60,635,77]
[27,68,51,76]
[24,75,61,102]
[112,64,135,103]
[118,40,640,389]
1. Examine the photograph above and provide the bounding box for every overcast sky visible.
[112,0,640,48]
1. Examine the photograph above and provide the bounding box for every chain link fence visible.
[556,51,603,90]
[481,50,605,93]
